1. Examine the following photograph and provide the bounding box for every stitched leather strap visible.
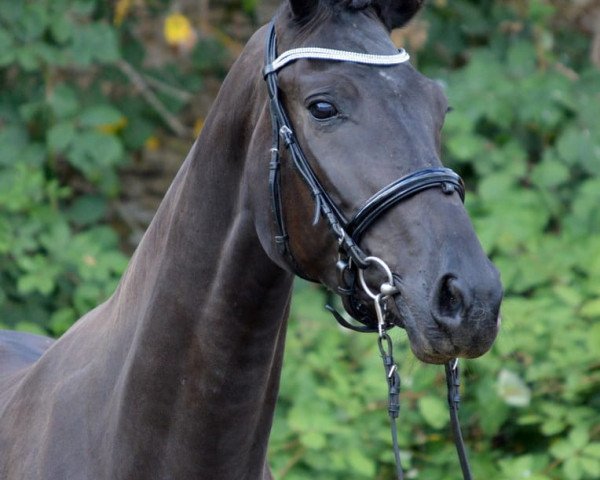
[347,167,465,241]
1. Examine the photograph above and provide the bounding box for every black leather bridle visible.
[263,20,473,480]
[263,22,464,331]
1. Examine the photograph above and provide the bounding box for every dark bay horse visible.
[0,0,502,478]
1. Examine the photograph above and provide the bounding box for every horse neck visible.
[97,34,293,478]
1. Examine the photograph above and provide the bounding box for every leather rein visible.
[263,21,473,480]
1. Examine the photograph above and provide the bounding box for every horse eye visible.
[308,101,338,120]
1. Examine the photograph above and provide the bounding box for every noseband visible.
[263,21,472,480]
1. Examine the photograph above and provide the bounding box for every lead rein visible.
[363,260,473,480]
[446,360,473,480]
[379,334,473,480]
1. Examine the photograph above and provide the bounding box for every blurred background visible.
[0,0,599,478]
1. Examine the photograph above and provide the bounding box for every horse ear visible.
[288,0,319,21]
[372,0,424,30]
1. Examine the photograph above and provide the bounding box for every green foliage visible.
[0,0,128,335]
[0,0,224,335]
[271,1,600,479]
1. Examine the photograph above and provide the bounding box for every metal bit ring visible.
[358,256,395,300]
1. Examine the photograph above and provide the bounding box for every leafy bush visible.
[0,1,127,335]
[0,0,214,335]
[271,1,600,479]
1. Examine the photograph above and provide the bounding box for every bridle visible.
[263,20,473,480]
[263,22,464,332]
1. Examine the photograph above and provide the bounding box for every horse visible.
[0,0,502,478]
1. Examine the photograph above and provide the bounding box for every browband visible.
[264,46,410,75]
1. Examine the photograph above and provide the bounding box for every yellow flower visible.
[193,118,204,138]
[164,13,196,49]
[96,116,128,134]
[145,135,160,151]
[114,0,132,27]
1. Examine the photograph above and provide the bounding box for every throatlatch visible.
[263,21,473,480]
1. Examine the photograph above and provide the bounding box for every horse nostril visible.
[434,275,465,328]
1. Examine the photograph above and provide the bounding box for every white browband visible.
[264,46,410,74]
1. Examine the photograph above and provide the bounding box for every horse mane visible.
[285,0,378,41]
[286,0,424,33]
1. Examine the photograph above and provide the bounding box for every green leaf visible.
[556,127,600,173]
[569,427,589,450]
[0,27,15,65]
[18,144,45,167]
[0,166,45,211]
[418,395,449,429]
[580,457,600,478]
[78,105,123,128]
[14,321,47,336]
[17,271,55,296]
[71,0,96,16]
[528,0,556,22]
[0,217,12,254]
[530,152,570,189]
[71,22,120,66]
[122,115,154,149]
[477,377,509,435]
[49,308,76,337]
[498,454,550,479]
[73,283,104,313]
[497,369,531,407]
[347,449,375,477]
[67,131,124,178]
[288,401,336,434]
[587,324,600,352]
[541,419,566,436]
[446,133,488,162]
[299,430,326,450]
[583,443,600,459]
[563,457,584,480]
[47,121,75,152]
[567,179,600,234]
[20,4,48,41]
[507,41,537,78]
[49,14,73,44]
[16,44,40,71]
[551,439,577,460]
[67,195,107,226]
[579,299,600,318]
[0,125,28,166]
[0,3,23,24]
[48,85,79,118]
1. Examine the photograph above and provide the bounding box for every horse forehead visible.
[289,61,439,107]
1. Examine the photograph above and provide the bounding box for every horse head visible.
[253,0,503,364]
